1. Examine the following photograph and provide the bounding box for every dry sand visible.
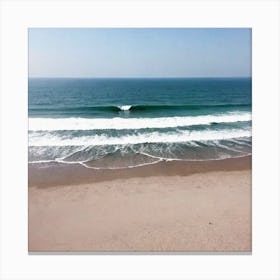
[28,157,251,252]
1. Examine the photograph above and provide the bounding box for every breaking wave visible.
[29,112,251,131]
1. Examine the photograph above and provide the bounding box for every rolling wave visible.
[29,103,251,113]
[116,103,251,112]
[29,112,251,131]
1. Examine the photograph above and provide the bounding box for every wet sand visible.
[29,156,251,187]
[28,156,251,252]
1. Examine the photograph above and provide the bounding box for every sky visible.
[29,28,251,78]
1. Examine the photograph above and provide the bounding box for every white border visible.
[0,0,279,279]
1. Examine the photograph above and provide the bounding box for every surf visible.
[29,127,251,146]
[29,112,251,131]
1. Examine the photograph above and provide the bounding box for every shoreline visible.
[29,155,251,187]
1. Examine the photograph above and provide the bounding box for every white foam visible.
[118,105,132,111]
[80,158,163,170]
[29,128,251,147]
[29,112,251,131]
[29,159,55,164]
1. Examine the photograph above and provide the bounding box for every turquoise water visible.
[28,78,252,169]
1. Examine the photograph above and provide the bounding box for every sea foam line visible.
[29,112,251,131]
[29,154,252,169]
[29,128,251,146]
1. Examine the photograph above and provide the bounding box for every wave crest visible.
[118,105,132,111]
[29,112,251,131]
[29,103,252,114]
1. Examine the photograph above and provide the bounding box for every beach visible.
[29,156,251,252]
[28,77,252,252]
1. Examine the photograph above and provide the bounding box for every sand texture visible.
[29,165,251,252]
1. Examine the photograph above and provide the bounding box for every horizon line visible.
[28,76,251,79]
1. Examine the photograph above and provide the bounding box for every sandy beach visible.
[28,156,251,252]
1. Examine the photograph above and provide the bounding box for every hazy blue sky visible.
[29,28,251,78]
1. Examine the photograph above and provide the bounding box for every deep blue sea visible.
[28,78,252,169]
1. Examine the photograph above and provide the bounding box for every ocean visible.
[28,78,252,169]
